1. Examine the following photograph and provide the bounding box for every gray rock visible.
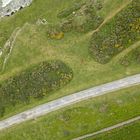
[0,0,32,17]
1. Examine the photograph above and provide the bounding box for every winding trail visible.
[1,23,28,71]
[111,40,140,63]
[87,0,131,36]
[73,116,140,140]
[0,74,140,130]
[1,28,21,71]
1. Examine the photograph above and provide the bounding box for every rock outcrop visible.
[0,0,32,17]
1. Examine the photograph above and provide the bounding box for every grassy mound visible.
[89,0,140,64]
[0,60,73,117]
[120,46,140,66]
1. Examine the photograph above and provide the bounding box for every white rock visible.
[2,0,13,7]
[0,0,33,17]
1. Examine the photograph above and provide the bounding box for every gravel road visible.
[0,74,140,130]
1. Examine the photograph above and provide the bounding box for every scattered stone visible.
[36,18,48,25]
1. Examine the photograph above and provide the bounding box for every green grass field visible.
[0,85,140,140]
[87,121,140,140]
[0,2,140,140]
[0,0,140,120]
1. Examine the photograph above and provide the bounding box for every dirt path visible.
[87,0,131,36]
[73,115,140,140]
[111,40,140,63]
[73,0,131,43]
[1,28,21,71]
[0,74,140,130]
[1,23,29,71]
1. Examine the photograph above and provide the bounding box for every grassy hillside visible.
[0,85,140,140]
[0,0,140,119]
[0,0,140,139]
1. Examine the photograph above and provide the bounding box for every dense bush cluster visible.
[89,0,140,64]
[0,60,73,117]
[47,25,64,40]
[120,47,140,67]
[57,0,103,33]
[47,0,103,39]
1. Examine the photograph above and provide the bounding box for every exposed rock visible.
[36,18,48,25]
[0,0,32,17]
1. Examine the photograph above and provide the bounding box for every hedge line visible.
[89,0,140,64]
[0,60,73,117]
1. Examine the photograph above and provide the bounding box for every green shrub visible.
[47,0,103,36]
[89,0,140,64]
[58,0,103,33]
[47,25,64,40]
[120,46,140,67]
[46,24,65,40]
[0,60,73,117]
